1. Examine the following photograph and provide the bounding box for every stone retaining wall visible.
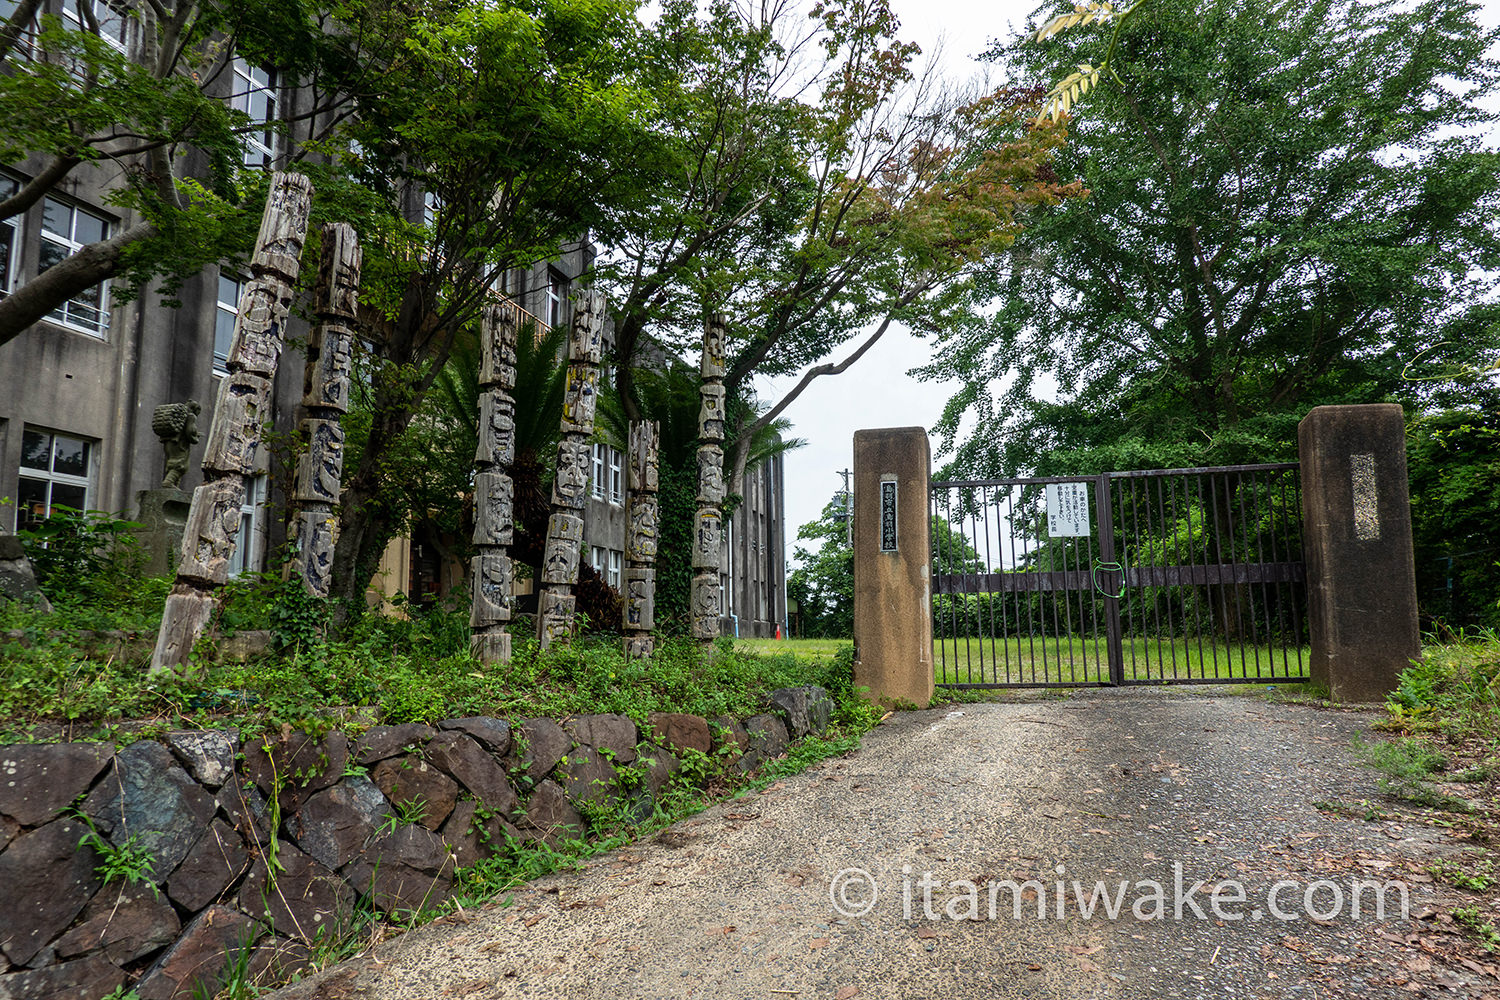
[0,686,835,999]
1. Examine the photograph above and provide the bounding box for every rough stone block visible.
[164,731,237,790]
[512,718,571,781]
[436,717,512,757]
[555,746,619,811]
[424,733,518,816]
[440,799,519,869]
[166,819,249,912]
[563,714,637,764]
[371,756,457,831]
[710,716,749,758]
[238,841,354,944]
[738,713,790,773]
[0,819,102,966]
[354,724,438,765]
[634,742,681,799]
[647,713,712,755]
[243,731,349,810]
[134,905,262,1000]
[341,825,453,917]
[0,955,124,1000]
[56,886,181,964]
[0,534,51,612]
[0,743,112,826]
[285,776,392,872]
[519,779,582,847]
[767,686,835,738]
[81,741,216,882]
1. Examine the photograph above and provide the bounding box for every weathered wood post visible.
[536,289,605,648]
[287,223,360,597]
[623,419,659,659]
[150,172,314,673]
[691,316,727,649]
[470,302,519,663]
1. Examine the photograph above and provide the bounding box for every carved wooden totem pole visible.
[470,301,519,663]
[536,289,605,648]
[288,223,361,597]
[623,420,659,659]
[150,172,314,673]
[692,316,727,648]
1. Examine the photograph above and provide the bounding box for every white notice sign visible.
[1045,482,1092,537]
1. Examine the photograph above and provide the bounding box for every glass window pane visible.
[41,198,69,238]
[50,482,85,512]
[21,429,51,470]
[17,477,48,530]
[0,220,14,291]
[218,274,240,308]
[39,237,69,273]
[72,208,105,246]
[51,435,88,477]
[0,175,15,199]
[214,309,235,363]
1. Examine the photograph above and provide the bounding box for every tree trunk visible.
[0,221,154,347]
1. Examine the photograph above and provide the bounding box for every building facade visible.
[0,2,787,636]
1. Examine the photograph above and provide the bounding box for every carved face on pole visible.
[551,438,591,508]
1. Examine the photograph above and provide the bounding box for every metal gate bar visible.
[933,464,1308,688]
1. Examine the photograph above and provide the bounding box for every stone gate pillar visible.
[1298,403,1420,701]
[852,427,934,708]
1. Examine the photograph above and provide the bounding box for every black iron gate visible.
[931,464,1308,688]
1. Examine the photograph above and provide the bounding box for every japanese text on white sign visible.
[1045,482,1092,537]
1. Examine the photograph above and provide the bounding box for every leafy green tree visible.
[0,0,343,344]
[1408,404,1500,630]
[322,0,664,610]
[923,0,1500,479]
[788,496,853,638]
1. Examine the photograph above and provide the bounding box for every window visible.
[544,269,566,329]
[422,190,440,229]
[591,442,607,500]
[40,197,110,335]
[214,273,242,373]
[227,474,266,577]
[231,58,277,167]
[607,549,621,589]
[608,447,623,505]
[62,0,130,52]
[589,545,606,577]
[17,428,93,531]
[0,175,17,297]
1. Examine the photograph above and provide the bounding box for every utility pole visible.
[836,468,853,545]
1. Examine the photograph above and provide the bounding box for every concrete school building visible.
[0,2,787,637]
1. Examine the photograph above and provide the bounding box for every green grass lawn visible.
[934,635,1309,686]
[736,637,848,660]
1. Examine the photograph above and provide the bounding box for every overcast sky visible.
[760,0,1041,565]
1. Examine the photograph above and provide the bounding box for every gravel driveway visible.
[273,689,1472,1000]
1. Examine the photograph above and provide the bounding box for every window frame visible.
[39,195,111,336]
[591,442,607,501]
[17,426,95,531]
[544,269,566,329]
[608,446,623,505]
[607,549,621,589]
[214,271,244,374]
[227,474,267,577]
[61,0,131,53]
[0,174,18,297]
[231,57,278,168]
